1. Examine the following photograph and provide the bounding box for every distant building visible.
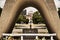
[26,11,33,19]
[21,9,26,15]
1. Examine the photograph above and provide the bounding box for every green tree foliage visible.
[0,7,2,16]
[25,19,29,24]
[58,8,60,17]
[16,14,29,24]
[32,11,45,24]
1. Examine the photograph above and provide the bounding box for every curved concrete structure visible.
[0,0,60,40]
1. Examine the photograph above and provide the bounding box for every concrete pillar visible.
[51,36,54,40]
[42,37,46,40]
[21,36,23,40]
[36,36,38,40]
[0,0,23,38]
[6,36,8,40]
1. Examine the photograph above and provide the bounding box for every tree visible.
[25,19,29,24]
[58,8,60,17]
[32,11,45,24]
[16,14,29,24]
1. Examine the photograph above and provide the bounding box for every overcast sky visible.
[0,0,60,13]
[0,0,6,8]
[54,0,60,8]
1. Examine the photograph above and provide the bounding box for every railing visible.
[2,33,56,40]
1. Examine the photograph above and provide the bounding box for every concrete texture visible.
[0,0,60,40]
[12,24,48,34]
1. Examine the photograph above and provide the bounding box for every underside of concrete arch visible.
[0,0,60,40]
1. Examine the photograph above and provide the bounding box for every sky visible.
[0,0,60,12]
[54,0,60,8]
[0,0,6,8]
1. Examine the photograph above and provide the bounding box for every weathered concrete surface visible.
[0,0,60,40]
[12,24,48,34]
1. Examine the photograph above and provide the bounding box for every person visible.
[30,24,32,29]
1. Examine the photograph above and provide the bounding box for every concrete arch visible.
[0,0,60,40]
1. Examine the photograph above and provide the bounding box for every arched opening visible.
[8,6,56,40]
[9,2,54,33]
[12,7,48,33]
[2,1,58,40]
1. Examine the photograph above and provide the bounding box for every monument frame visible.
[0,0,60,40]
